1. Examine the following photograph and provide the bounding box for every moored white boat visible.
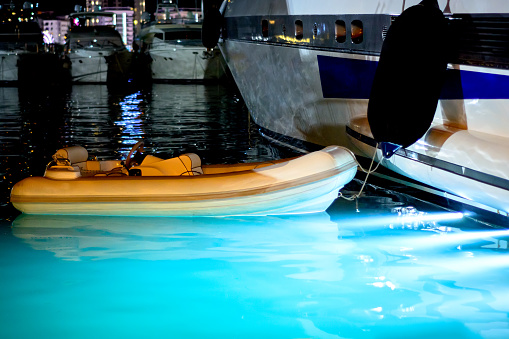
[0,2,67,84]
[216,0,509,217]
[66,9,132,83]
[10,144,357,216]
[137,1,226,82]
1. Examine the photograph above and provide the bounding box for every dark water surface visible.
[1,84,509,338]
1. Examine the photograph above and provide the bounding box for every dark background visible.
[10,0,223,15]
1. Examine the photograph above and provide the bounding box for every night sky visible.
[30,0,221,15]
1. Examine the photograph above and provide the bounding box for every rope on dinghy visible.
[338,143,382,203]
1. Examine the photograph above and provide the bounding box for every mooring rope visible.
[338,142,382,202]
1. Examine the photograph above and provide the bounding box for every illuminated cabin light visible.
[295,20,303,40]
[351,20,364,44]
[274,35,311,44]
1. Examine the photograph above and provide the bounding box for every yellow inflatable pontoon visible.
[10,143,358,216]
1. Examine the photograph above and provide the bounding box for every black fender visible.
[367,0,448,154]
[201,8,223,49]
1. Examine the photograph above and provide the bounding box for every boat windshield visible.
[68,26,125,49]
[70,38,123,49]
[154,29,201,41]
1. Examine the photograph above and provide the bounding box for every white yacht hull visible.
[70,49,131,83]
[70,50,109,82]
[0,52,18,81]
[219,0,509,216]
[66,14,132,84]
[150,46,225,81]
[221,42,359,147]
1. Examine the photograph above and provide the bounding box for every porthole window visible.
[335,20,346,43]
[262,19,268,38]
[295,20,303,40]
[351,20,363,44]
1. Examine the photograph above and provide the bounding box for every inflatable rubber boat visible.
[10,143,358,216]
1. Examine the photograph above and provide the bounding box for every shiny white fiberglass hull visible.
[0,52,18,81]
[149,44,225,81]
[69,49,131,83]
[69,49,110,83]
[220,0,509,216]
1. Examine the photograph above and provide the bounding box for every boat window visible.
[262,19,269,38]
[335,20,346,43]
[295,20,303,40]
[154,30,202,41]
[351,20,363,44]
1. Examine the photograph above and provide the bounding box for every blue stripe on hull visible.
[317,56,378,99]
[317,55,509,100]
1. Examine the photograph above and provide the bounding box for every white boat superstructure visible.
[218,0,509,217]
[138,1,225,81]
[66,12,132,83]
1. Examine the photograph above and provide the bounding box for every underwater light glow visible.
[370,281,396,290]
[436,229,509,244]
[398,212,464,223]
[339,210,463,229]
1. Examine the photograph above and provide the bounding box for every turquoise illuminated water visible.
[0,84,508,338]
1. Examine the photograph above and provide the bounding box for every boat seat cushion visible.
[80,160,126,177]
[133,153,203,176]
[53,146,88,166]
[179,153,203,175]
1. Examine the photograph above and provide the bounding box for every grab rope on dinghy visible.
[339,143,382,206]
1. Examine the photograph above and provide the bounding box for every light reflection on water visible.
[2,200,509,338]
[114,91,145,147]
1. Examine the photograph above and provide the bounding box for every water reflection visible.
[8,200,509,338]
[115,91,145,149]
[0,87,22,209]
[12,213,336,262]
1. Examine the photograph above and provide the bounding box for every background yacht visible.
[137,0,225,82]
[66,8,132,83]
[0,2,66,84]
